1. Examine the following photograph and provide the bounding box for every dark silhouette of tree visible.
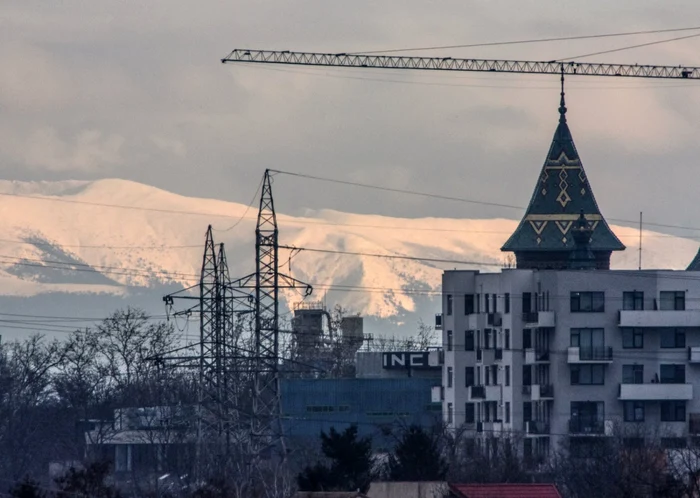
[9,476,48,498]
[297,425,374,493]
[387,424,447,481]
[54,461,121,498]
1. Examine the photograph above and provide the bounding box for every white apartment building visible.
[438,86,700,461]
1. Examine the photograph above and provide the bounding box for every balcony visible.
[522,311,556,328]
[619,383,693,401]
[619,310,700,328]
[689,346,700,363]
[435,313,443,330]
[524,348,550,364]
[526,420,550,436]
[569,418,612,435]
[567,346,613,364]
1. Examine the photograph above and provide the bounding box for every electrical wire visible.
[556,32,700,61]
[213,175,264,232]
[351,26,700,55]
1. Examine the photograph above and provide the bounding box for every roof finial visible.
[559,65,567,123]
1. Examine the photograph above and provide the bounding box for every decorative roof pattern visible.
[501,79,625,254]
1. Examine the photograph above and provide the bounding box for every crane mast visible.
[222,49,700,80]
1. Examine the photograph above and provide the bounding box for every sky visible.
[2,1,700,240]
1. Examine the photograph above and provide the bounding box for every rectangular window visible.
[660,328,686,348]
[484,366,490,386]
[570,364,605,385]
[484,294,490,314]
[570,328,605,358]
[504,329,510,349]
[570,401,605,430]
[522,365,531,386]
[660,291,685,311]
[465,330,475,351]
[522,292,531,313]
[570,291,605,312]
[660,364,685,384]
[447,330,453,351]
[504,293,510,314]
[492,294,498,313]
[476,294,481,313]
[622,365,644,384]
[465,367,475,387]
[505,402,511,424]
[623,291,644,310]
[447,403,453,424]
[624,401,645,422]
[465,403,475,424]
[447,367,453,388]
[446,294,453,315]
[492,365,498,385]
[622,328,644,349]
[523,329,532,349]
[465,294,475,315]
[505,365,510,387]
[661,401,686,422]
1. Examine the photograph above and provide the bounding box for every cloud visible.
[151,136,186,157]
[21,128,124,172]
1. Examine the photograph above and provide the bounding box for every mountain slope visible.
[0,178,696,322]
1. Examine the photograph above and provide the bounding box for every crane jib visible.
[222,49,700,80]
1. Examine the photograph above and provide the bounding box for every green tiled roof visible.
[501,90,625,254]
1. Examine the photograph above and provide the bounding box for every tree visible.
[9,476,48,498]
[297,425,374,493]
[387,424,446,481]
[54,461,121,498]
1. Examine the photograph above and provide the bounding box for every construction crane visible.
[222,49,700,80]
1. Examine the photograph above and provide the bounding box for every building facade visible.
[440,83,700,462]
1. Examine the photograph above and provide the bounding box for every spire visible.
[501,84,625,270]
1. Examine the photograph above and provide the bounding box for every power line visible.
[556,32,700,61]
[352,26,700,55]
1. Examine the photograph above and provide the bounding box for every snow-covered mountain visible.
[0,178,697,338]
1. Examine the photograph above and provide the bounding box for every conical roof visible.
[501,81,625,256]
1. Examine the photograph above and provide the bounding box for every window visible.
[465,367,475,387]
[492,365,498,385]
[447,367,453,388]
[447,403,454,424]
[484,367,490,386]
[523,365,532,386]
[504,293,510,314]
[523,329,532,349]
[570,401,604,430]
[624,401,645,422]
[465,294,475,315]
[306,405,335,413]
[492,293,498,313]
[465,403,475,424]
[465,330,475,351]
[505,402,511,424]
[447,330,453,351]
[571,364,605,385]
[476,294,481,313]
[484,294,490,314]
[660,291,685,311]
[623,291,644,310]
[570,291,605,312]
[661,401,686,422]
[504,329,510,349]
[622,328,644,349]
[622,365,644,384]
[505,366,510,387]
[522,292,531,313]
[447,294,453,315]
[660,364,685,384]
[570,328,605,357]
[660,328,686,348]
[523,402,532,422]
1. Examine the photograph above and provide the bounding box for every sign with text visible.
[382,352,440,370]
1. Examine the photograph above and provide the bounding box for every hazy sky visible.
[2,1,700,238]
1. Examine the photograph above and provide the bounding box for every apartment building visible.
[438,84,700,461]
[440,269,700,461]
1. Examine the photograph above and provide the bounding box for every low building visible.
[355,350,442,379]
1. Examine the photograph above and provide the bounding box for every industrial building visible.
[439,88,700,462]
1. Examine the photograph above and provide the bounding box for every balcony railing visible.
[568,346,613,363]
[495,348,503,360]
[470,385,486,399]
[526,420,551,435]
[569,418,605,435]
